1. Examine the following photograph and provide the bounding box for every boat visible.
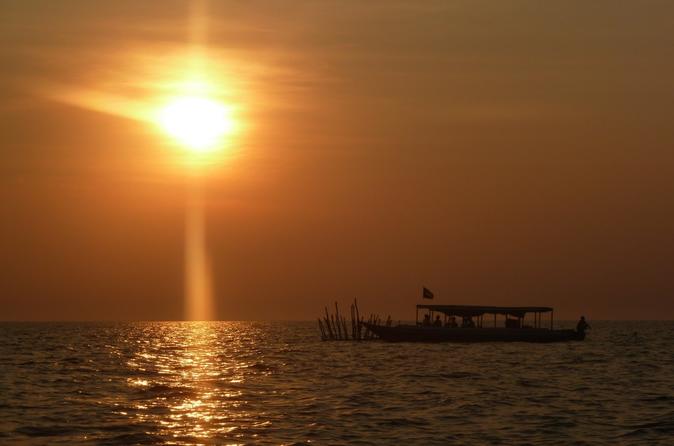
[362,304,585,343]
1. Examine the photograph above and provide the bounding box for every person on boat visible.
[433,315,442,327]
[445,316,458,328]
[461,316,476,328]
[576,316,591,335]
[422,314,431,326]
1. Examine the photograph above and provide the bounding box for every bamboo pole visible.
[324,307,334,340]
[318,318,326,340]
[355,299,361,340]
[334,302,342,340]
[317,299,387,341]
[331,313,339,340]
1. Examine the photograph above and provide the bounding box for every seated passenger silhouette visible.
[462,317,476,328]
[433,315,442,327]
[422,314,431,326]
[445,316,458,328]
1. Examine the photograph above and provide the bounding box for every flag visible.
[422,286,434,299]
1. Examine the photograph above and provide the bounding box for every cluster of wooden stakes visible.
[318,299,391,341]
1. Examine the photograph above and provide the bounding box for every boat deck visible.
[364,324,583,343]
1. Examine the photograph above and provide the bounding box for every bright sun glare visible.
[158,96,233,152]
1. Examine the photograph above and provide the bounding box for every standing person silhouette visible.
[576,316,591,335]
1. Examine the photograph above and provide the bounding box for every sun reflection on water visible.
[123,323,261,445]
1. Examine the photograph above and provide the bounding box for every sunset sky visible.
[2,1,673,320]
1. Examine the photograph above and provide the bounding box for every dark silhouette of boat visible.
[363,304,585,343]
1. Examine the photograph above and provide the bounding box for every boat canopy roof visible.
[417,304,552,318]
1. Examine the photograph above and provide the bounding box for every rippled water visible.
[1,321,673,445]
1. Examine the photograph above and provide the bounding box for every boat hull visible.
[363,324,584,343]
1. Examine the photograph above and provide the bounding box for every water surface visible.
[1,321,672,444]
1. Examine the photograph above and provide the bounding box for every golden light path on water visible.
[123,323,256,443]
[37,0,248,435]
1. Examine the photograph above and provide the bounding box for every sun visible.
[158,96,234,152]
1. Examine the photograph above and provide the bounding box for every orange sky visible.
[1,1,674,320]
